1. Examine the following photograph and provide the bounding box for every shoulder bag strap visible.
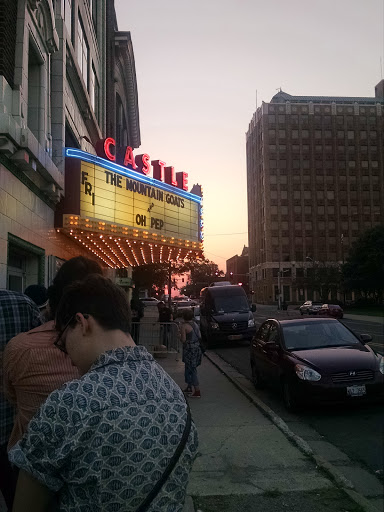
[136,403,192,512]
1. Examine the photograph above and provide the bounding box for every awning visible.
[58,214,204,268]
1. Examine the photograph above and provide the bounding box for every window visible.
[90,64,100,122]
[116,94,128,146]
[28,41,42,140]
[347,131,355,140]
[64,0,72,40]
[77,15,89,88]
[91,0,97,31]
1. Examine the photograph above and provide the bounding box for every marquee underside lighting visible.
[60,214,203,268]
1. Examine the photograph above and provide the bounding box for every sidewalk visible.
[157,353,381,512]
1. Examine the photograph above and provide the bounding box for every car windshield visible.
[282,321,360,351]
[213,296,250,313]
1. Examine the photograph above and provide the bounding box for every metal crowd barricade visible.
[131,321,182,359]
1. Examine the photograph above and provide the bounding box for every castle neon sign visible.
[95,138,189,191]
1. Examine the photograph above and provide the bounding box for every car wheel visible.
[251,361,264,389]
[282,380,300,412]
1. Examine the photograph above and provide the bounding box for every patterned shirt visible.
[9,346,198,512]
[3,320,80,449]
[0,290,41,446]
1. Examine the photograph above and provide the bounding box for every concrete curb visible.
[203,351,381,512]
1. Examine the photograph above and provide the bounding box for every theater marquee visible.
[55,148,203,268]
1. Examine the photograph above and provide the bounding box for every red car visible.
[317,304,344,319]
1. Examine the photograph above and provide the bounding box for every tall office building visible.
[0,0,140,289]
[246,82,384,304]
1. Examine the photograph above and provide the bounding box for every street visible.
[212,305,384,478]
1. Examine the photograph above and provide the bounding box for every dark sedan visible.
[317,304,344,319]
[250,318,384,411]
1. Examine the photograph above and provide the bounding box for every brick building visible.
[246,82,384,305]
[0,0,140,289]
[226,246,250,294]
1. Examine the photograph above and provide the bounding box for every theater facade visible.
[56,142,203,269]
[0,1,202,292]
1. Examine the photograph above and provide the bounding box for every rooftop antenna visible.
[255,89,258,111]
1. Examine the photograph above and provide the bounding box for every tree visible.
[132,263,170,296]
[177,258,224,296]
[342,225,384,303]
[293,261,341,302]
[132,258,224,298]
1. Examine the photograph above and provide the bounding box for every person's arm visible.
[12,469,53,512]
[195,323,202,340]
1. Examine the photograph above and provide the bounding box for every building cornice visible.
[115,32,141,149]
[28,0,59,53]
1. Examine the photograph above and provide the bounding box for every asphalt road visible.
[213,306,384,477]
[342,317,384,355]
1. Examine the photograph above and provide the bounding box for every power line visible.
[204,231,248,237]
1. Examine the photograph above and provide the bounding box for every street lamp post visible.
[277,266,282,310]
[306,256,315,300]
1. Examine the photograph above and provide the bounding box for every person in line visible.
[10,275,198,512]
[130,296,144,343]
[24,284,49,322]
[158,300,173,346]
[180,309,202,398]
[0,290,41,510]
[3,256,103,450]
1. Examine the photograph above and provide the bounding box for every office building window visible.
[77,15,89,89]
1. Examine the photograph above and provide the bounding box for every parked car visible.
[299,301,323,315]
[172,300,195,318]
[317,304,344,319]
[250,318,384,411]
[209,281,232,287]
[200,285,256,347]
[193,305,201,325]
[139,297,160,307]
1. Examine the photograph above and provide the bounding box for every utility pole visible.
[341,233,346,305]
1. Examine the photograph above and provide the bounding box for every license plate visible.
[347,385,366,397]
[228,334,242,341]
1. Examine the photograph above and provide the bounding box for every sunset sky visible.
[115,0,383,270]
